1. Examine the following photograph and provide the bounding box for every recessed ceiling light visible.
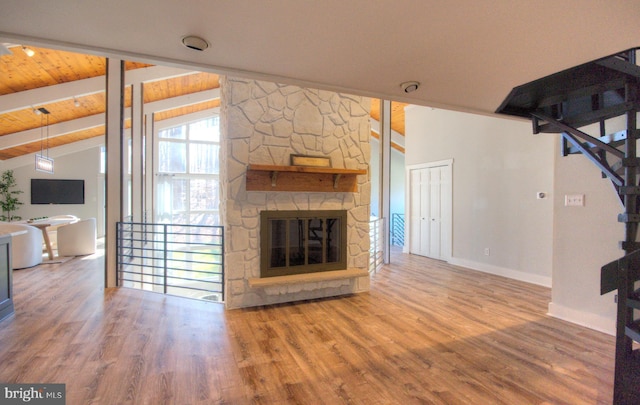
[182,36,209,52]
[400,81,420,93]
[22,46,35,57]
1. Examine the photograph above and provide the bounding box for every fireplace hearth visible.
[260,210,347,277]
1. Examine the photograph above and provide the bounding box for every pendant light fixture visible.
[35,107,54,173]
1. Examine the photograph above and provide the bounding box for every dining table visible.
[28,218,78,260]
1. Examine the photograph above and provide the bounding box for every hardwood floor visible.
[0,249,615,404]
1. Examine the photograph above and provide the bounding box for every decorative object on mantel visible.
[290,154,331,168]
[246,164,367,192]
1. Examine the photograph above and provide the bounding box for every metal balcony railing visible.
[116,222,224,302]
[391,213,405,246]
[369,217,384,273]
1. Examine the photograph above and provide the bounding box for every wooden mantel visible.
[246,164,367,192]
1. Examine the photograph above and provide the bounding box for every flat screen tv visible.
[31,179,85,205]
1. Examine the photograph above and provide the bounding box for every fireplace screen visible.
[260,210,347,277]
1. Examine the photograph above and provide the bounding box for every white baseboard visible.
[448,257,552,288]
[547,302,615,336]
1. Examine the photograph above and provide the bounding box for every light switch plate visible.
[565,194,585,206]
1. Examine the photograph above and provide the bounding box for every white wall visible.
[550,153,621,334]
[7,146,102,224]
[549,118,626,334]
[405,105,628,334]
[405,106,555,287]
[369,137,405,218]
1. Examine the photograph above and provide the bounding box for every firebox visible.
[260,210,347,277]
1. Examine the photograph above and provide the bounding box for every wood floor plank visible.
[0,248,615,404]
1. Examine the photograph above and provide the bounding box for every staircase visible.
[497,48,640,404]
[601,251,640,404]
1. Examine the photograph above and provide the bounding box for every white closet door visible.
[408,163,451,261]
[428,166,442,258]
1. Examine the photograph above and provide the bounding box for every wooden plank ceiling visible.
[369,100,407,153]
[0,45,404,161]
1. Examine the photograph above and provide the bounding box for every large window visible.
[156,116,220,226]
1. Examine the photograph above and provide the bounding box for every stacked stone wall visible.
[220,77,371,308]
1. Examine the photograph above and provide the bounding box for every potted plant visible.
[0,170,23,222]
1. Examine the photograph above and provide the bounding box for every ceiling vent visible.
[182,36,209,52]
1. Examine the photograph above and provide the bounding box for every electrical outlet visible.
[564,194,585,207]
[484,248,490,256]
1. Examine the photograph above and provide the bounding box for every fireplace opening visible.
[260,210,347,277]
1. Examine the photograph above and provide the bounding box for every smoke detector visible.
[182,36,209,52]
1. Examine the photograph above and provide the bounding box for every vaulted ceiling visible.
[0,0,640,159]
[2,2,637,162]
[0,45,406,161]
[0,46,221,161]
[1,1,637,117]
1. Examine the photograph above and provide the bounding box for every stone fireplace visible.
[220,77,371,309]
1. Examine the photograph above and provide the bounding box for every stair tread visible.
[628,289,640,310]
[626,320,640,344]
[629,298,640,310]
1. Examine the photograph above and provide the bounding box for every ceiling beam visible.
[369,118,405,148]
[0,65,200,114]
[370,131,405,154]
[155,108,220,130]
[145,88,220,113]
[0,88,220,149]
[0,114,105,148]
[1,76,104,115]
[0,136,105,171]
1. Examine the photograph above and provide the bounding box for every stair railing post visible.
[163,224,168,294]
[623,82,638,253]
